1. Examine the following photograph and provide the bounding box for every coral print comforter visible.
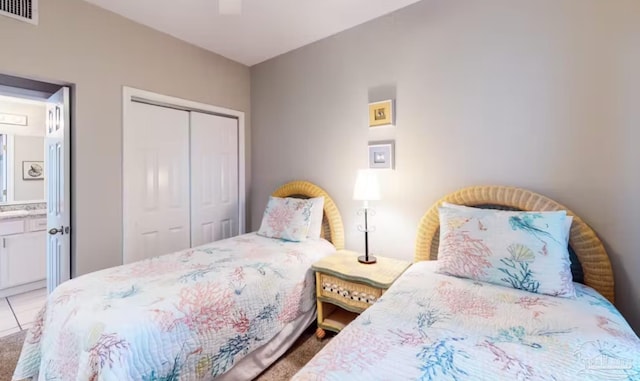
[13,233,335,381]
[293,261,640,381]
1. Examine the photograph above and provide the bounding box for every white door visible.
[46,87,71,293]
[123,102,190,264]
[190,112,239,246]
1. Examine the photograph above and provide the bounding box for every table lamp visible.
[353,169,381,264]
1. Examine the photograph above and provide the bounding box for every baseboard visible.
[0,280,46,298]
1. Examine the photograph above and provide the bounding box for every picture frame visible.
[0,113,27,126]
[368,99,394,127]
[368,141,395,170]
[22,161,44,180]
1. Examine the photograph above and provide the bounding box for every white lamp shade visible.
[353,169,381,201]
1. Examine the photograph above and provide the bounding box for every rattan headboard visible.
[415,185,615,303]
[271,180,345,250]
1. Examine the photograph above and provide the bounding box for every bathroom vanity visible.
[0,209,47,297]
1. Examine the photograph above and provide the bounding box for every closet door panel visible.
[190,112,239,247]
[124,102,191,264]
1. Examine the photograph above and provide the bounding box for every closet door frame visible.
[122,86,246,262]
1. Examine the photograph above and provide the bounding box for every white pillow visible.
[442,202,573,244]
[257,197,314,242]
[437,203,575,298]
[307,197,325,239]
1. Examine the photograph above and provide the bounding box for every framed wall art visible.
[23,161,44,180]
[368,141,395,170]
[368,100,394,127]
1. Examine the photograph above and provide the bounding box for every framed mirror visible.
[0,95,46,205]
[0,133,45,204]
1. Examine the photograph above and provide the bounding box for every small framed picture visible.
[368,100,394,127]
[368,141,395,169]
[23,161,45,180]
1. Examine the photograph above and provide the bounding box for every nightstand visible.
[312,250,411,338]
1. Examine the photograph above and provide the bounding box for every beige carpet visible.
[256,326,330,380]
[0,330,26,381]
[0,326,329,381]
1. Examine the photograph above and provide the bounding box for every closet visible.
[123,100,240,264]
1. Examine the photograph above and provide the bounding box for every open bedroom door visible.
[45,87,71,293]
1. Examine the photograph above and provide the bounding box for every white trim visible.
[0,279,45,298]
[5,134,14,202]
[1,200,43,205]
[121,86,246,261]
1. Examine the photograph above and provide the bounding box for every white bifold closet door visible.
[190,112,239,247]
[124,102,191,264]
[124,102,240,264]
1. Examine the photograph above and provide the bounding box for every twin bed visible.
[13,181,345,381]
[13,183,640,380]
[293,186,640,380]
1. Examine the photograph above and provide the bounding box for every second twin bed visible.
[294,185,640,381]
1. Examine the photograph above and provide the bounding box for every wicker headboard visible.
[415,185,615,303]
[271,180,345,250]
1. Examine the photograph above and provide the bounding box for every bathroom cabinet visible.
[0,215,47,296]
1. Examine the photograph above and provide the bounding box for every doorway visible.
[0,75,72,338]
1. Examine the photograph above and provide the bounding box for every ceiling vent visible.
[0,0,38,25]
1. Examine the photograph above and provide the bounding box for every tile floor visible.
[0,288,47,338]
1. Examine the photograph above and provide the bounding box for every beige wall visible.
[251,0,640,333]
[0,0,250,275]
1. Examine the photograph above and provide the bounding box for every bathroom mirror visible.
[0,95,46,205]
[0,133,45,204]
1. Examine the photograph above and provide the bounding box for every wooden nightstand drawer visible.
[318,273,382,312]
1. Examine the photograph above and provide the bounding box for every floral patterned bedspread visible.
[13,233,335,381]
[293,261,640,381]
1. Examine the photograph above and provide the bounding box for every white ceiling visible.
[82,0,422,66]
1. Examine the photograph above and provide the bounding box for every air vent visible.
[0,0,38,25]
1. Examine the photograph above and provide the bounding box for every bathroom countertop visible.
[0,209,47,220]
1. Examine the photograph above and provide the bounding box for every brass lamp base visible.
[358,255,377,264]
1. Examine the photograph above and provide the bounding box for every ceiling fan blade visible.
[219,0,242,15]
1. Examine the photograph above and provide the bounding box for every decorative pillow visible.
[442,202,574,244]
[307,197,325,239]
[437,203,575,298]
[258,197,314,242]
